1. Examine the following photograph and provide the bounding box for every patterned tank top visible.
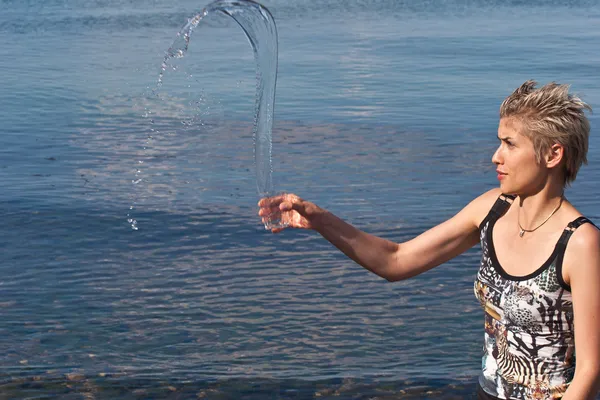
[474,194,594,400]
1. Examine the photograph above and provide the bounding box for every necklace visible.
[517,196,564,238]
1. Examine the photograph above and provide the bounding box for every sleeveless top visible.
[474,194,594,400]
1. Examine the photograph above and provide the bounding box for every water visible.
[149,0,285,230]
[2,0,600,398]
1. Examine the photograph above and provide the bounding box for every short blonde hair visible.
[499,80,592,185]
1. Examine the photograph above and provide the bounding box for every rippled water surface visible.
[2,0,600,398]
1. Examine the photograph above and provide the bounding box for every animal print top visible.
[474,194,593,399]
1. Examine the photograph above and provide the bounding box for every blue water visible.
[2,0,600,398]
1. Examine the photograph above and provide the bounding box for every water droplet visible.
[128,218,138,230]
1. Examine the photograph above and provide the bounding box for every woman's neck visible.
[517,185,565,228]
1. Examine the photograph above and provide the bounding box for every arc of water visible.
[161,1,280,225]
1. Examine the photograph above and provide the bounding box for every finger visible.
[258,194,285,207]
[257,198,269,207]
[280,200,306,215]
[271,227,284,234]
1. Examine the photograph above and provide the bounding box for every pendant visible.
[519,229,525,237]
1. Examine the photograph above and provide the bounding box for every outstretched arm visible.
[258,188,501,281]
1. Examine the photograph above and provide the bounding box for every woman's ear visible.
[546,143,564,169]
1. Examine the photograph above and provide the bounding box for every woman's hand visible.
[258,193,322,233]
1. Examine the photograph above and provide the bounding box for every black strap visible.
[555,216,596,291]
[488,194,515,221]
[557,216,595,248]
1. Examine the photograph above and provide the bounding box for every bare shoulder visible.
[465,188,505,227]
[568,221,600,255]
[563,220,600,286]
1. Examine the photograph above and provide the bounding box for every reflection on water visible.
[72,94,497,212]
[1,104,494,396]
[1,199,486,388]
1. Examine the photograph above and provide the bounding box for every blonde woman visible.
[259,81,600,399]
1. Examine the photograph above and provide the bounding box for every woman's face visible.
[492,118,547,195]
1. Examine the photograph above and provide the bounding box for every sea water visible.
[142,0,286,230]
[2,0,600,398]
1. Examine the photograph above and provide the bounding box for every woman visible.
[258,81,600,399]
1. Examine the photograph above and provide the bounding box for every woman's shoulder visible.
[565,217,600,251]
[467,188,508,226]
[476,187,506,204]
[562,213,600,287]
[560,202,599,243]
[445,188,510,231]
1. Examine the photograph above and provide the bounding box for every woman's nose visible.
[492,146,502,165]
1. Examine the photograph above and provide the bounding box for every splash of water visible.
[148,0,284,230]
